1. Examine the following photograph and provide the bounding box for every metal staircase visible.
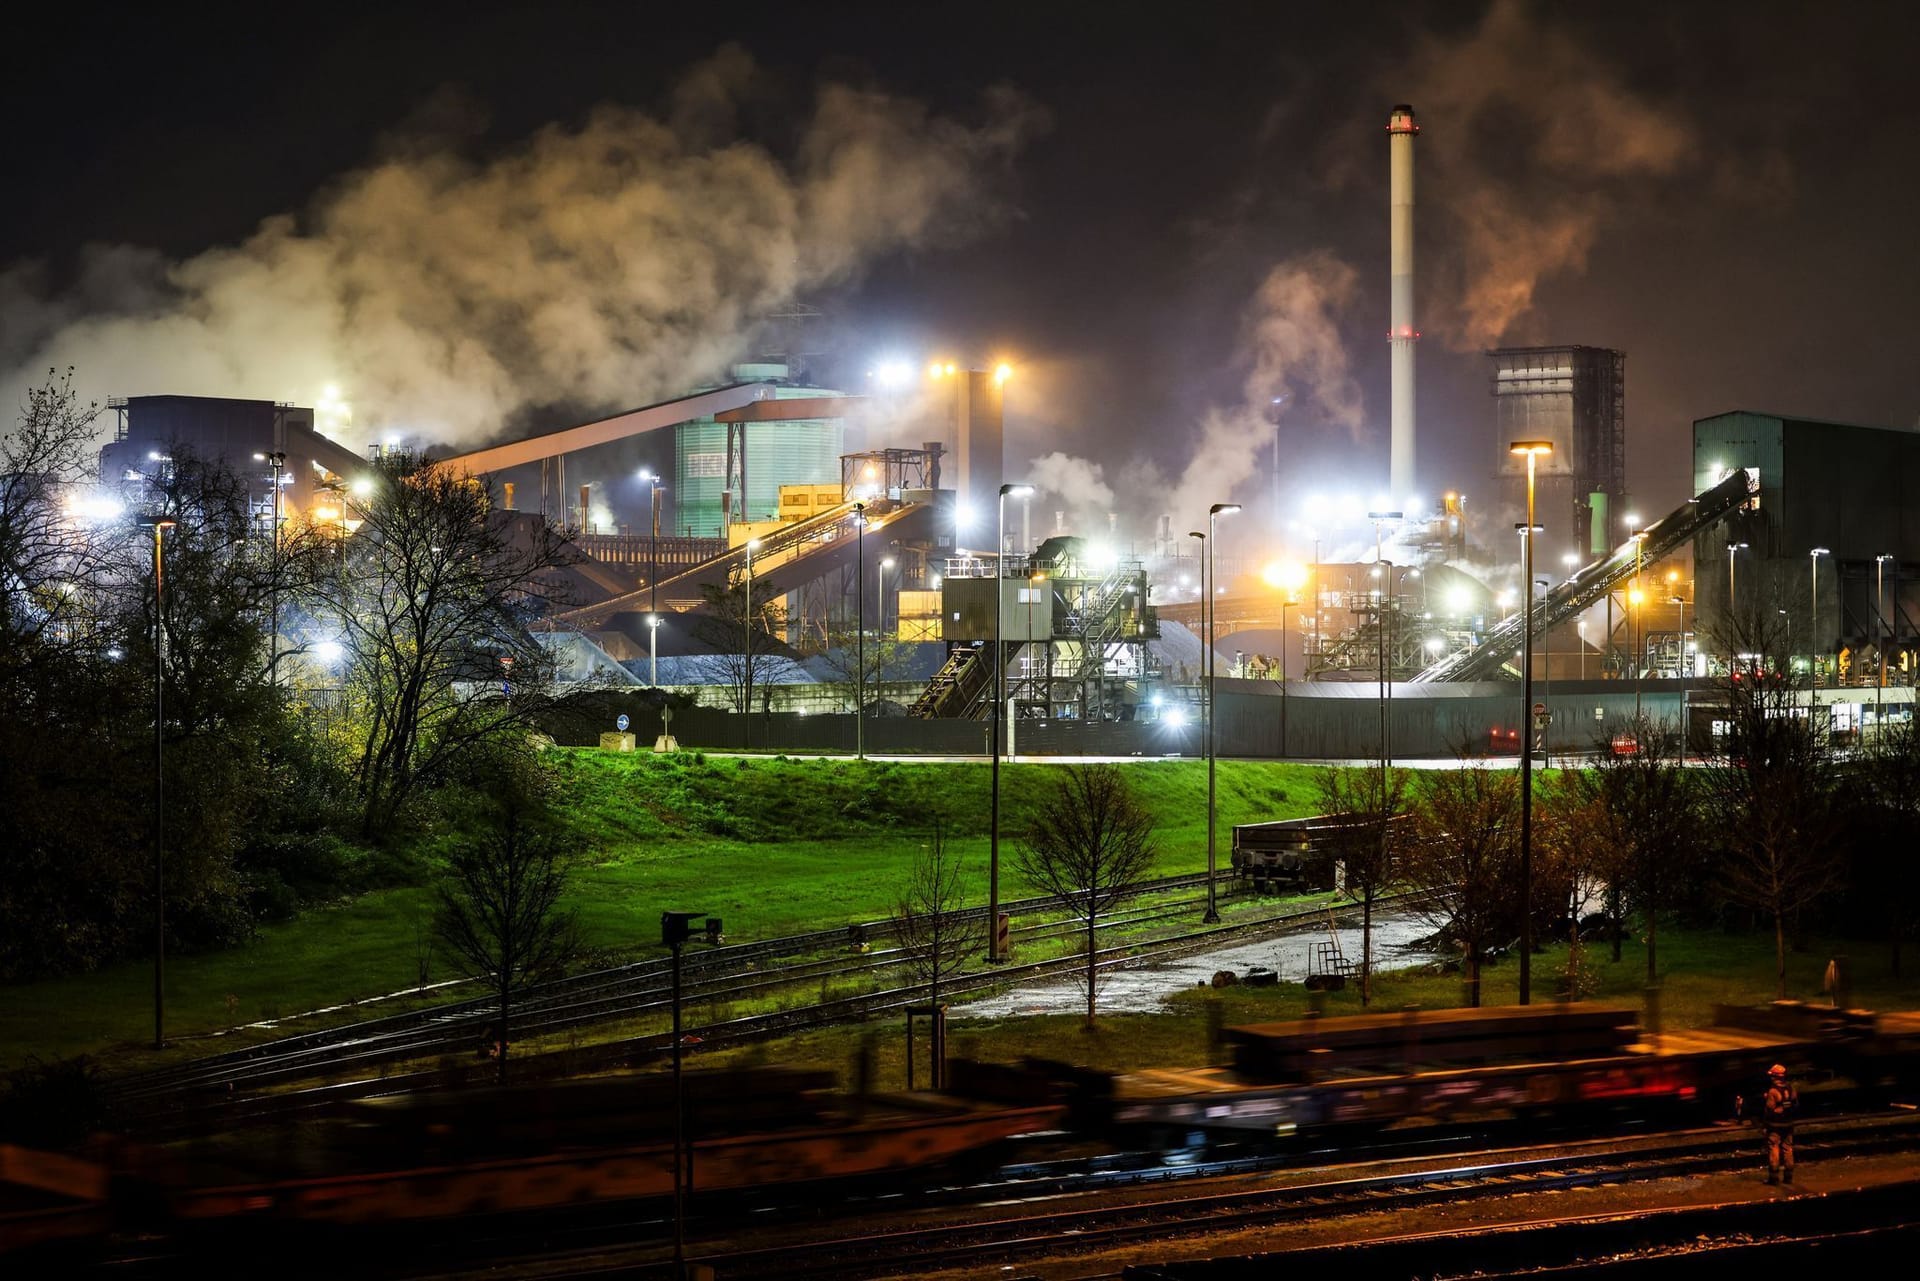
[1411,468,1757,683]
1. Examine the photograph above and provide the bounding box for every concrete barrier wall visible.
[543,681,1694,759]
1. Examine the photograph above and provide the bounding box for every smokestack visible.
[580,483,591,533]
[1388,103,1419,502]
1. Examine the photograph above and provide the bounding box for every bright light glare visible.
[1447,586,1471,614]
[954,502,975,531]
[1163,706,1189,729]
[992,362,1013,386]
[1498,590,1516,608]
[67,493,124,525]
[1087,541,1118,572]
[1426,637,1444,654]
[872,359,912,389]
[350,477,374,497]
[314,640,345,664]
[1262,560,1308,592]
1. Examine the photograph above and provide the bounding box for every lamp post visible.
[143,513,177,1050]
[661,910,712,1278]
[1670,594,1688,676]
[1878,554,1894,728]
[1279,597,1295,757]
[1202,502,1241,925]
[639,469,664,614]
[1631,528,1648,723]
[648,613,660,688]
[1808,548,1829,685]
[742,538,761,745]
[1366,510,1403,777]
[1577,618,1588,680]
[253,451,285,685]
[990,482,1034,962]
[1509,439,1553,1006]
[1727,541,1749,627]
[854,502,867,760]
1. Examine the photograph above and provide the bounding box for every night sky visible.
[3,0,1916,547]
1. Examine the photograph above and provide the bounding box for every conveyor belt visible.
[1411,468,1756,682]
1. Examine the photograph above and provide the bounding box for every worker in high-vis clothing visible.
[1760,1063,1799,1184]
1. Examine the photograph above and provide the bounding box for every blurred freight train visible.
[6,1003,1919,1255]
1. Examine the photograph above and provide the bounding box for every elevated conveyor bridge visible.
[1410,468,1756,683]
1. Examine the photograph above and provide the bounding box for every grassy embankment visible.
[0,752,1325,1069]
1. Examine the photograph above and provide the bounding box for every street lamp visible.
[990,482,1034,962]
[1631,527,1648,722]
[879,556,896,637]
[1509,439,1553,1006]
[253,451,285,685]
[1279,596,1295,756]
[854,502,867,760]
[1809,548,1829,685]
[1727,541,1750,630]
[1577,618,1588,680]
[661,909,715,1277]
[638,469,664,614]
[145,513,176,1049]
[1203,502,1241,925]
[742,537,762,744]
[1367,510,1402,778]
[1878,553,1894,728]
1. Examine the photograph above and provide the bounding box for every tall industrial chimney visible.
[1388,104,1419,502]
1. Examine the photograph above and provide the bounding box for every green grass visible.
[1,752,1328,1071]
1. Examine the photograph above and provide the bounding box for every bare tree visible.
[330,459,575,835]
[1701,615,1840,999]
[892,817,982,1047]
[0,368,105,662]
[813,626,919,714]
[693,576,786,718]
[1564,715,1700,985]
[432,771,580,1083]
[1313,764,1410,1006]
[1012,764,1157,1028]
[1406,759,1522,1007]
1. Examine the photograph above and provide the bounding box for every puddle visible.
[961,912,1438,1018]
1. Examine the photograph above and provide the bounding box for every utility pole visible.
[1509,440,1553,1006]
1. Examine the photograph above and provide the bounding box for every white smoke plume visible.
[1164,250,1365,526]
[1,47,1042,444]
[1028,451,1115,523]
[1403,0,1700,348]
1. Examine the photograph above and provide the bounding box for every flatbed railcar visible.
[1091,1002,1846,1139]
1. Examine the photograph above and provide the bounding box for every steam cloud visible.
[0,46,1042,443]
[1163,251,1365,527]
[1018,251,1363,548]
[1404,0,1700,348]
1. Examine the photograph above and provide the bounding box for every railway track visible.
[619,1115,1920,1280]
[112,880,1396,1117]
[105,872,1228,1102]
[104,1112,1912,1280]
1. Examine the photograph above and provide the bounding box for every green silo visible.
[673,364,845,536]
